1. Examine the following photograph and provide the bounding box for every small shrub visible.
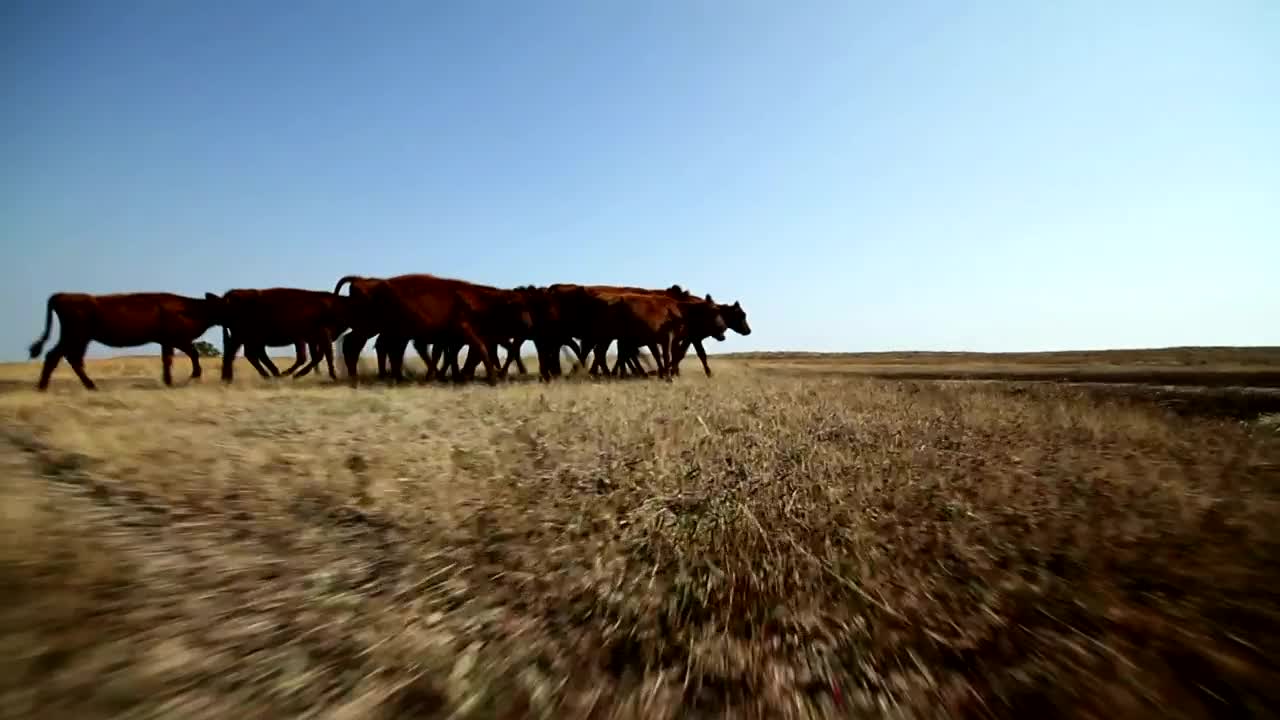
[193,341,220,358]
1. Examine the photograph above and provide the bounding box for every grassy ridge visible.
[3,362,1279,718]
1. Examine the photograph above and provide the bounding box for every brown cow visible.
[669,298,751,376]
[542,287,685,380]
[334,274,526,386]
[211,287,354,382]
[546,284,696,376]
[343,274,537,385]
[437,285,586,383]
[28,292,222,390]
[591,292,689,380]
[611,293,728,379]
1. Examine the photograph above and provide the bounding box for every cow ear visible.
[205,292,219,302]
[733,300,740,309]
[704,293,714,303]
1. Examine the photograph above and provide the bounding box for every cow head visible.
[686,294,728,342]
[717,300,751,336]
[202,292,228,326]
[515,286,559,331]
[492,292,535,336]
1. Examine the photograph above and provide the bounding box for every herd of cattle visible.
[27,273,752,390]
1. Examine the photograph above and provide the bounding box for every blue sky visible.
[3,1,1277,358]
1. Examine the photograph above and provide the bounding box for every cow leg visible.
[387,343,406,383]
[460,347,483,383]
[692,339,711,377]
[221,332,243,382]
[385,336,411,381]
[460,327,498,386]
[610,342,629,377]
[447,345,465,382]
[36,343,66,391]
[373,334,407,380]
[374,334,403,379]
[590,340,612,376]
[375,336,389,379]
[279,342,308,376]
[428,343,448,382]
[322,340,338,380]
[342,332,369,384]
[504,339,528,376]
[533,339,556,382]
[412,339,434,382]
[564,337,589,375]
[293,341,324,379]
[648,341,664,380]
[489,341,506,380]
[501,339,519,375]
[669,338,689,376]
[627,348,648,377]
[256,347,282,377]
[659,333,674,382]
[173,341,202,380]
[63,339,96,390]
[244,345,276,379]
[636,342,655,379]
[616,343,644,377]
[591,340,614,377]
[559,338,582,377]
[292,343,319,378]
[443,345,462,382]
[161,345,175,387]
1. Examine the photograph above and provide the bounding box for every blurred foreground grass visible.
[2,361,1280,718]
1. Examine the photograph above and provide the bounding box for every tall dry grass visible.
[2,369,1279,719]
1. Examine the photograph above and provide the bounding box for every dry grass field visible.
[729,347,1280,388]
[3,351,1280,718]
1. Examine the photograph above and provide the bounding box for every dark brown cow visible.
[668,297,751,377]
[375,282,556,385]
[589,292,690,380]
[28,292,222,390]
[540,287,686,380]
[573,286,747,378]
[441,285,584,383]
[334,274,530,386]
[610,293,728,379]
[544,284,698,376]
[211,287,354,382]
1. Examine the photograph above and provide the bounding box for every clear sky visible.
[3,1,1277,358]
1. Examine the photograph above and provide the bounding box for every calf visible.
[28,292,221,390]
[211,287,353,382]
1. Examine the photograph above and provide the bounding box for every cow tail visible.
[28,294,56,359]
[335,330,349,377]
[333,275,361,296]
